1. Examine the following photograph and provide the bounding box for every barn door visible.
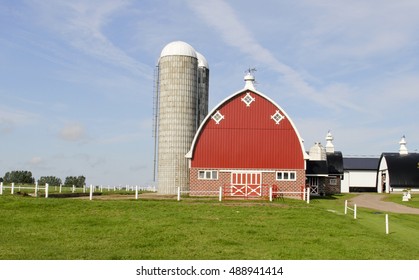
[308,177,319,195]
[231,172,262,197]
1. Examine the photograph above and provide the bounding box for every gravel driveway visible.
[349,194,419,214]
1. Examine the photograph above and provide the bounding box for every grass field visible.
[0,193,418,260]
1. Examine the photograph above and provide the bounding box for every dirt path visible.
[349,194,419,214]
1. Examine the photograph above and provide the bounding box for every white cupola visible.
[325,131,335,153]
[244,69,256,90]
[399,135,408,155]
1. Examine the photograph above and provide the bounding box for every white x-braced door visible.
[230,172,262,197]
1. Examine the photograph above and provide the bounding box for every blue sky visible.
[1,0,419,186]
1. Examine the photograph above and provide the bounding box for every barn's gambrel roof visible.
[326,152,344,175]
[186,85,309,169]
[379,153,419,188]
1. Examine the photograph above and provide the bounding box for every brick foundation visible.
[190,168,306,200]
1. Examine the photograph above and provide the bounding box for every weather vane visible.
[245,67,257,75]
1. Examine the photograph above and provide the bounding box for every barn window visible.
[198,170,218,180]
[271,110,284,124]
[276,171,296,181]
[241,92,255,107]
[329,178,337,185]
[212,111,224,124]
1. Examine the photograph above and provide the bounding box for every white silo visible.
[154,41,208,194]
[196,52,209,127]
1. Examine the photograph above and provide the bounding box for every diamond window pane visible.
[241,92,255,107]
[271,110,284,124]
[212,110,224,124]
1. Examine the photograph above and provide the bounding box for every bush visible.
[38,176,62,186]
[3,171,35,184]
[64,176,86,188]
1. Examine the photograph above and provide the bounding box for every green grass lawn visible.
[384,193,419,209]
[0,194,418,260]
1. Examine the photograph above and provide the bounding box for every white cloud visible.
[0,106,37,133]
[28,156,44,166]
[59,123,86,142]
[298,0,419,60]
[186,0,362,112]
[27,0,152,79]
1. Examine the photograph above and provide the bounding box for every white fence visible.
[344,200,357,219]
[176,186,310,203]
[0,182,156,200]
[344,199,390,234]
[0,182,49,198]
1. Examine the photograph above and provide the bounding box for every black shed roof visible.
[326,151,343,175]
[306,151,344,176]
[343,157,379,171]
[381,153,419,188]
[306,160,329,175]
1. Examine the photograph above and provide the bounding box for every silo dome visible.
[160,41,197,58]
[309,142,326,161]
[196,52,209,68]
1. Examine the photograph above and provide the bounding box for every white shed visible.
[341,157,379,193]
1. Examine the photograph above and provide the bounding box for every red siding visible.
[190,90,304,169]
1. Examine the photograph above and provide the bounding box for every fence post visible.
[177,187,181,201]
[344,200,348,215]
[89,184,93,200]
[219,187,222,202]
[72,185,75,193]
[83,185,86,193]
[11,183,15,195]
[354,204,357,219]
[59,184,62,193]
[306,187,310,204]
[135,185,139,200]
[269,186,273,202]
[303,186,306,201]
[385,214,389,234]
[35,181,38,197]
[0,182,3,195]
[45,183,49,198]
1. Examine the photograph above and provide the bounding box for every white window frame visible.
[198,170,218,180]
[276,171,297,181]
[329,178,337,185]
[271,110,284,125]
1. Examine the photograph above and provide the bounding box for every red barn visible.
[186,74,308,199]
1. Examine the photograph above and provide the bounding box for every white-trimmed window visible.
[241,92,255,107]
[276,171,296,181]
[211,111,224,124]
[198,170,218,180]
[329,178,337,185]
[271,110,284,125]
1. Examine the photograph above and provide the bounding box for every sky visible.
[1,0,419,186]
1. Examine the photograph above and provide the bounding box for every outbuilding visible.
[186,73,309,199]
[341,157,379,193]
[305,133,344,196]
[377,136,419,193]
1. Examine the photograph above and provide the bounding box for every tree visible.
[38,176,62,186]
[64,176,86,187]
[3,170,35,184]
